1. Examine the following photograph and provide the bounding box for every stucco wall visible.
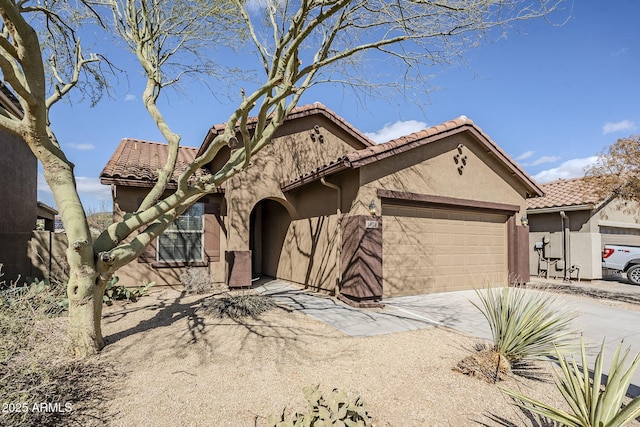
[353,132,529,294]
[0,129,37,281]
[589,199,640,232]
[252,177,351,292]
[277,215,340,293]
[359,132,528,219]
[224,115,364,250]
[112,186,227,287]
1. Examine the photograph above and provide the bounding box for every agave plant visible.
[502,339,640,426]
[472,287,577,366]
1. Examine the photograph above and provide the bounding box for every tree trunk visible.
[67,270,106,357]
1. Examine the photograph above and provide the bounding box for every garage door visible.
[600,226,640,247]
[383,205,508,296]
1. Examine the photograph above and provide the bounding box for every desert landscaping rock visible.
[96,286,640,427]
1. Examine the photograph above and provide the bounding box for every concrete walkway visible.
[256,279,640,394]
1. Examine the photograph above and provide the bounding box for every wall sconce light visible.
[520,215,529,226]
[368,200,377,216]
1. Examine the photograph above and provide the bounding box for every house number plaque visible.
[365,220,379,229]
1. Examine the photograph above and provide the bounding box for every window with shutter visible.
[157,203,204,262]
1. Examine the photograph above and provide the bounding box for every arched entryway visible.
[249,198,292,279]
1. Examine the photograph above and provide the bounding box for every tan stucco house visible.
[100,103,542,304]
[527,176,640,281]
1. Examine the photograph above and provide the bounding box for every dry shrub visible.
[180,267,216,294]
[0,271,116,427]
[455,345,511,383]
[201,292,277,320]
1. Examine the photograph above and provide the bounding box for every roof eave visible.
[100,177,226,194]
[347,122,544,198]
[37,201,58,216]
[464,126,544,198]
[281,159,351,192]
[527,204,594,214]
[197,103,375,158]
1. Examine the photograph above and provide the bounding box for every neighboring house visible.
[526,176,640,281]
[0,83,38,283]
[100,103,542,303]
[36,201,57,232]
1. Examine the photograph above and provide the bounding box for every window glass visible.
[158,203,204,262]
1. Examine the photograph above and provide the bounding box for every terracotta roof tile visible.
[345,116,473,165]
[282,115,544,198]
[526,177,604,210]
[100,138,210,187]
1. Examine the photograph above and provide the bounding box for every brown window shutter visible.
[203,202,220,262]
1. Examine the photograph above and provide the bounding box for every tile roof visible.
[345,116,480,166]
[197,102,374,157]
[100,138,211,188]
[526,177,604,210]
[281,115,544,198]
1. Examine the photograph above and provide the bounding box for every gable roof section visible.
[282,116,544,198]
[526,177,604,212]
[197,102,375,158]
[100,138,211,189]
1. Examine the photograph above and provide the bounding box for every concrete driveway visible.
[257,278,640,395]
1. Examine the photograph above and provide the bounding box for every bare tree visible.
[585,134,640,201]
[0,0,565,357]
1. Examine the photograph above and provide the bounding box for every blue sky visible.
[39,1,640,212]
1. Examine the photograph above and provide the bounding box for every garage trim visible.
[377,189,520,215]
[599,220,640,231]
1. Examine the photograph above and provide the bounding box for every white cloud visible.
[364,120,427,143]
[37,173,52,193]
[612,47,629,57]
[67,143,95,150]
[75,177,112,201]
[530,155,561,166]
[602,120,637,135]
[533,156,598,183]
[124,94,136,102]
[37,174,111,204]
[516,150,534,161]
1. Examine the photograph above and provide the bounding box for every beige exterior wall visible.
[221,116,365,291]
[109,114,533,296]
[588,199,640,232]
[224,115,365,250]
[355,132,526,295]
[359,132,528,219]
[113,115,365,289]
[112,186,227,287]
[277,215,340,293]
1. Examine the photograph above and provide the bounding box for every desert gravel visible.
[97,286,639,426]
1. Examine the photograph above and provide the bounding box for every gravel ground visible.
[94,286,610,427]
